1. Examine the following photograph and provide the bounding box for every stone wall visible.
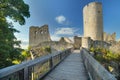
[93,40,111,49]
[33,41,73,53]
[74,36,82,49]
[104,32,116,42]
[59,37,73,44]
[29,25,51,47]
[83,2,103,40]
[29,25,73,57]
[109,41,120,53]
[82,37,92,49]
[81,37,110,50]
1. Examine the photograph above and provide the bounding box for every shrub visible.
[90,47,120,63]
[44,46,51,53]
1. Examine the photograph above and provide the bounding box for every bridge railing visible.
[81,48,117,80]
[0,48,72,80]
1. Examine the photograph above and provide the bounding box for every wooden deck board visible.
[43,50,89,80]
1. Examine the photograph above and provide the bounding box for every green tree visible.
[0,0,30,69]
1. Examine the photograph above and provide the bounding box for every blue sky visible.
[13,0,120,49]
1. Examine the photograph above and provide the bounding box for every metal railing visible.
[0,48,72,80]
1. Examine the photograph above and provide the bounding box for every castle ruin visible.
[83,2,103,40]
[104,32,116,42]
[74,36,82,49]
[29,24,73,55]
[59,37,73,44]
[81,2,118,53]
[29,25,51,47]
[29,2,119,54]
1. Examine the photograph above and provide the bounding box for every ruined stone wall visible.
[33,41,73,53]
[93,40,111,49]
[29,25,51,47]
[82,37,92,49]
[81,37,110,49]
[74,36,82,49]
[59,37,73,44]
[104,32,116,42]
[108,41,120,53]
[83,2,103,40]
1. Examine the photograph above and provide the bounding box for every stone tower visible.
[83,2,103,40]
[29,25,51,47]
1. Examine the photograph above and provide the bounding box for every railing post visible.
[24,67,29,80]
[65,51,67,57]
[65,50,67,57]
[60,52,62,60]
[62,51,64,59]
[31,67,34,80]
[49,57,53,69]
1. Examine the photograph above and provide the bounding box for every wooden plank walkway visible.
[43,50,89,80]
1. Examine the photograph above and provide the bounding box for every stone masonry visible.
[74,36,82,49]
[104,32,116,42]
[83,2,103,41]
[29,25,51,47]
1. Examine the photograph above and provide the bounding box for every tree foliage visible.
[0,0,30,69]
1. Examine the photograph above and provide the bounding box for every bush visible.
[44,46,51,53]
[94,54,106,63]
[90,47,95,52]
[90,47,120,63]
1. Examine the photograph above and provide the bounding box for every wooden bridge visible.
[0,48,117,80]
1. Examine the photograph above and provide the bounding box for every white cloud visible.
[20,39,29,49]
[51,27,77,41]
[14,33,29,49]
[55,28,75,35]
[51,35,60,41]
[51,27,82,41]
[55,15,66,24]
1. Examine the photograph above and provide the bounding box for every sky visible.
[13,0,120,49]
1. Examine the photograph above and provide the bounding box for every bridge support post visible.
[24,67,29,80]
[60,53,62,60]
[49,57,53,69]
